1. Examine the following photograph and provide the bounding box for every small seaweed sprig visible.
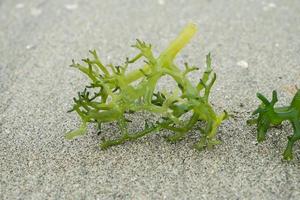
[66,23,228,151]
[248,89,300,160]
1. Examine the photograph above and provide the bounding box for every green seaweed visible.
[66,23,227,151]
[248,89,300,160]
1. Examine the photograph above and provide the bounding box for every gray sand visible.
[1,0,300,199]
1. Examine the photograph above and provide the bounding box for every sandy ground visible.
[1,0,300,199]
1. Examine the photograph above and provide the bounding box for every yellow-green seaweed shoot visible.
[66,23,228,151]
